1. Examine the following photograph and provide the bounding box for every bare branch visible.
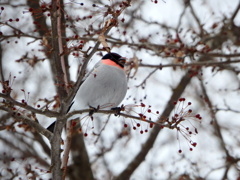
[0,106,53,140]
[0,93,59,117]
[114,72,192,180]
[139,59,240,69]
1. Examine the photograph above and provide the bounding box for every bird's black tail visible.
[46,101,74,133]
[47,122,56,133]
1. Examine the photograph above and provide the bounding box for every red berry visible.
[140,103,145,107]
[71,121,77,127]
[212,23,218,29]
[41,5,45,9]
[179,98,185,102]
[192,142,197,147]
[165,52,170,56]
[195,114,201,119]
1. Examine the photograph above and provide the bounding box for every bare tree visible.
[0,0,240,179]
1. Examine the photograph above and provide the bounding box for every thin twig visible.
[230,0,240,23]
[0,93,59,117]
[139,59,240,69]
[0,106,53,140]
[114,71,192,180]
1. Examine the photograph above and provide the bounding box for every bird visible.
[47,52,128,132]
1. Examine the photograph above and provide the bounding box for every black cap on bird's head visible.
[102,52,126,68]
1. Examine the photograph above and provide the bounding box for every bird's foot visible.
[89,106,99,116]
[111,105,124,116]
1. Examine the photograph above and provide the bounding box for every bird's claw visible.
[111,107,122,116]
[89,106,99,116]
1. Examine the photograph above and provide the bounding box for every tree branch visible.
[50,0,69,179]
[114,71,192,180]
[139,59,240,69]
[0,93,59,117]
[0,106,53,140]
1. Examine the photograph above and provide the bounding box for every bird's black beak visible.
[118,57,126,66]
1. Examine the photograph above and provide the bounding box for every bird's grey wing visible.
[82,61,101,81]
[68,61,102,111]
[47,62,102,132]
